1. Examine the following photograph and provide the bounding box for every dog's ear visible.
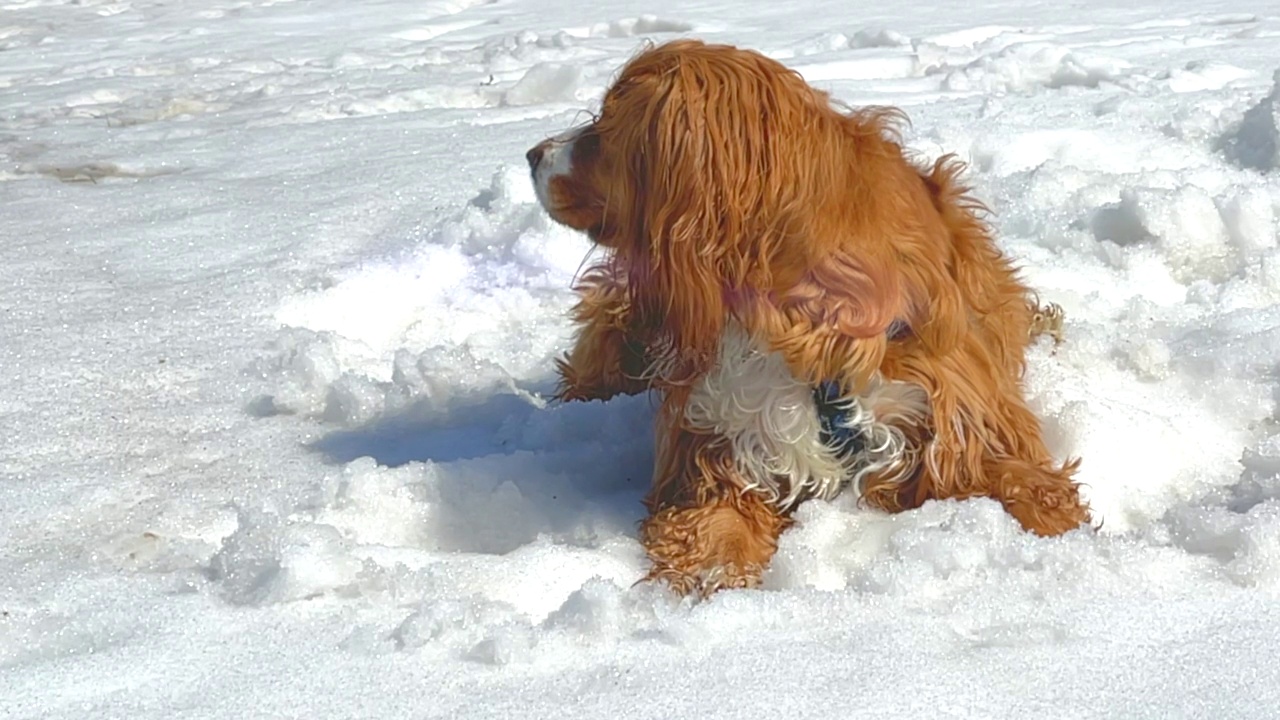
[603,43,835,381]
[592,45,736,380]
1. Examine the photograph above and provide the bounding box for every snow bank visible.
[258,165,590,425]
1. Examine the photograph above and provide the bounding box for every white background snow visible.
[3,0,1280,716]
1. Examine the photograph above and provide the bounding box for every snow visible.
[3,0,1280,716]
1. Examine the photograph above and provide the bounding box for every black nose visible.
[526,144,545,170]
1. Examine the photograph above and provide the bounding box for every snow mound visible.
[255,165,591,425]
[205,435,653,612]
[504,63,584,106]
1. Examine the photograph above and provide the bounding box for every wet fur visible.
[528,39,1088,596]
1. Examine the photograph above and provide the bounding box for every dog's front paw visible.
[552,353,650,403]
[639,501,783,598]
[552,355,614,403]
[552,356,590,403]
[644,561,763,598]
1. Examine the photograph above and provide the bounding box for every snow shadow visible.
[1218,69,1279,172]
[306,386,658,554]
[312,389,550,467]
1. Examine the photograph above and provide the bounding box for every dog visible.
[526,39,1088,596]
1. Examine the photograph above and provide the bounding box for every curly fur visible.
[527,39,1089,596]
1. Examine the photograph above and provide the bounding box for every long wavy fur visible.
[531,39,1089,596]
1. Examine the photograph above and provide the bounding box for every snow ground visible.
[3,0,1280,717]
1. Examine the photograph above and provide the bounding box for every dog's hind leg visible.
[982,453,1088,536]
[1028,301,1065,346]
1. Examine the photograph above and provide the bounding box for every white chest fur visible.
[681,322,930,509]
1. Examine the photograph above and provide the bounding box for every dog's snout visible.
[526,143,547,170]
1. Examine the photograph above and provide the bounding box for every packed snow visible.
[3,0,1280,717]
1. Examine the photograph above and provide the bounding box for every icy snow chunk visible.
[390,579,684,666]
[325,372,384,426]
[943,42,1130,94]
[393,577,686,666]
[392,597,528,654]
[256,328,343,418]
[1219,186,1278,256]
[765,495,897,592]
[533,578,696,651]
[253,329,404,425]
[260,163,590,427]
[207,509,364,605]
[851,499,1059,599]
[503,63,582,106]
[1119,337,1174,381]
[1021,316,1255,534]
[1163,60,1253,93]
[792,28,912,56]
[588,15,693,38]
[1089,185,1234,282]
[1174,499,1280,590]
[315,456,431,548]
[849,28,912,48]
[1252,434,1280,468]
[1131,186,1234,280]
[1224,500,1280,588]
[539,578,629,637]
[1221,69,1280,172]
[465,625,538,665]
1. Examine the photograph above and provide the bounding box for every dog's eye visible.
[576,128,604,169]
[572,130,601,165]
